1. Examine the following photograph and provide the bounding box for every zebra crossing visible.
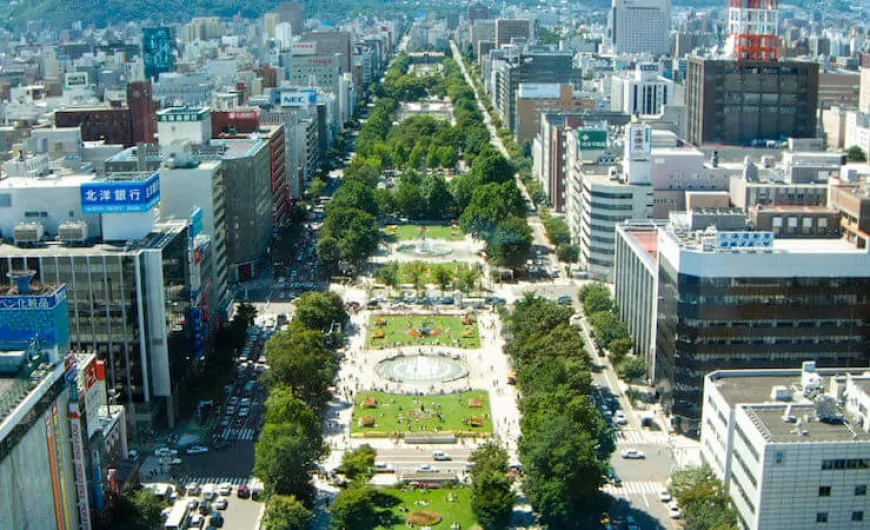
[616,429,670,446]
[177,475,252,489]
[220,427,258,441]
[602,480,665,497]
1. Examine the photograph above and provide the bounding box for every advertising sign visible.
[64,72,89,89]
[80,173,160,214]
[190,207,204,239]
[227,110,258,121]
[628,125,652,159]
[83,359,106,437]
[292,42,317,55]
[69,403,93,530]
[0,284,66,311]
[45,413,64,530]
[578,129,608,150]
[716,231,774,250]
[192,307,204,360]
[280,91,318,108]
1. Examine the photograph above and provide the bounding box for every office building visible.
[701,362,870,530]
[302,32,353,74]
[515,84,595,144]
[495,19,532,47]
[54,82,155,148]
[686,57,819,146]
[287,54,342,94]
[611,64,675,116]
[843,111,870,156]
[724,0,779,62]
[471,21,496,58]
[142,27,176,81]
[468,3,490,22]
[264,12,280,39]
[818,70,861,110]
[860,67,870,113]
[608,0,671,56]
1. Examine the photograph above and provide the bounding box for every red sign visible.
[228,110,258,120]
[83,360,99,392]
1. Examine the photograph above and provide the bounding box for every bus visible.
[164,500,190,530]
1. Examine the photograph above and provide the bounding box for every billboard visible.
[280,90,318,107]
[190,207,204,239]
[69,402,93,530]
[0,284,66,311]
[716,231,774,250]
[80,173,160,214]
[627,125,652,159]
[292,42,317,55]
[143,27,175,80]
[64,72,89,89]
[192,307,204,359]
[578,128,608,150]
[83,359,106,437]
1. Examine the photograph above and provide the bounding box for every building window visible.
[816,513,828,523]
[853,512,864,522]
[819,486,831,497]
[856,485,867,496]
[775,452,785,464]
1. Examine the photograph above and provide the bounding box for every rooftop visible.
[0,221,186,256]
[0,281,64,297]
[747,404,870,444]
[0,350,56,428]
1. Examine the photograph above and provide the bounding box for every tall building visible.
[860,67,870,113]
[275,2,305,36]
[302,32,354,74]
[127,81,156,145]
[701,362,870,530]
[608,0,671,56]
[467,3,490,23]
[611,64,675,116]
[495,19,532,47]
[142,27,176,81]
[263,12,280,40]
[515,84,595,144]
[724,0,779,62]
[685,57,819,146]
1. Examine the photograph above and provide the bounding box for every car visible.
[659,489,672,502]
[670,508,682,519]
[189,514,205,528]
[614,412,628,426]
[187,497,200,510]
[557,294,573,305]
[416,464,438,473]
[225,405,236,415]
[620,449,646,459]
[187,445,209,455]
[185,482,200,496]
[239,407,250,417]
[209,513,224,527]
[154,447,177,457]
[440,296,454,305]
[215,497,229,510]
[432,451,452,461]
[167,457,183,465]
[240,397,252,407]
[199,500,212,515]
[237,484,250,498]
[218,483,233,496]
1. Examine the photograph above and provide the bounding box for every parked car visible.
[215,497,229,510]
[185,482,200,496]
[154,447,177,457]
[557,294,573,305]
[218,483,233,496]
[432,451,452,461]
[659,490,672,502]
[186,445,209,455]
[189,513,205,528]
[237,484,250,498]
[621,449,646,459]
[416,464,438,473]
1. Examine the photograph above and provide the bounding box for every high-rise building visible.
[611,64,675,116]
[142,27,176,81]
[127,80,156,145]
[724,0,779,62]
[302,32,354,74]
[685,57,819,146]
[467,3,490,23]
[701,362,870,530]
[608,0,671,56]
[495,19,532,47]
[860,66,870,114]
[264,12,280,39]
[275,2,305,36]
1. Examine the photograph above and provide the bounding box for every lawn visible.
[374,487,478,530]
[398,262,468,287]
[384,224,465,241]
[351,390,493,437]
[368,314,480,349]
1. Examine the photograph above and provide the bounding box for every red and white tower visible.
[725,0,779,62]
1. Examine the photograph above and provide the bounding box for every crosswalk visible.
[177,475,253,489]
[616,430,670,446]
[602,481,665,497]
[220,427,258,441]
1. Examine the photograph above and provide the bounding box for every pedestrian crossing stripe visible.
[178,476,253,488]
[615,430,670,445]
[602,481,664,496]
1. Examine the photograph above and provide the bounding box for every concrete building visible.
[608,0,671,56]
[701,362,870,530]
[468,3,490,22]
[686,57,819,146]
[844,111,870,156]
[302,32,353,74]
[859,67,870,113]
[153,72,214,107]
[471,22,496,58]
[156,106,213,146]
[495,19,532,47]
[748,205,840,238]
[611,64,675,116]
[828,171,870,249]
[287,54,342,94]
[818,70,861,110]
[275,2,305,36]
[515,84,595,144]
[822,106,851,150]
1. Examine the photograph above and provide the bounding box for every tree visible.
[472,470,515,529]
[338,444,377,481]
[589,311,630,351]
[469,441,510,477]
[265,326,336,407]
[330,179,379,216]
[375,262,400,291]
[264,385,321,440]
[456,263,483,293]
[420,174,453,219]
[437,145,458,168]
[375,187,396,216]
[543,216,572,245]
[617,356,646,381]
[556,243,580,263]
[254,422,326,506]
[317,236,343,275]
[408,142,427,169]
[846,145,868,162]
[395,180,426,218]
[578,283,613,315]
[294,291,348,331]
[608,337,634,362]
[264,495,313,530]
[329,481,379,530]
[402,261,428,291]
[460,182,527,239]
[488,216,533,268]
[431,264,453,293]
[670,466,739,530]
[471,148,514,185]
[111,488,166,529]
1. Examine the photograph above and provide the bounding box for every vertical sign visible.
[69,402,93,530]
[45,413,64,530]
[52,402,73,528]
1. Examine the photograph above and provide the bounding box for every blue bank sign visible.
[80,173,160,214]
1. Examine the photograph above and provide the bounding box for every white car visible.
[416,464,438,473]
[239,407,250,418]
[185,482,200,496]
[659,490,672,502]
[186,445,209,455]
[154,447,177,457]
[189,514,205,528]
[432,451,452,461]
[219,483,233,496]
[614,411,628,425]
[620,449,646,459]
[215,497,229,510]
[669,503,681,519]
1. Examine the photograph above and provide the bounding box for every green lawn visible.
[398,262,466,286]
[368,314,480,349]
[384,224,465,242]
[351,390,492,437]
[374,487,478,529]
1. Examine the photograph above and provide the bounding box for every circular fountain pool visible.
[376,355,468,384]
[397,240,453,257]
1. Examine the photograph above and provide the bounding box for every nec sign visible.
[80,173,160,214]
[280,91,317,108]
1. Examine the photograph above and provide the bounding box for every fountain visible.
[377,354,468,384]
[397,239,453,257]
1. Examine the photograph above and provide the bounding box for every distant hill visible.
[2,0,419,29]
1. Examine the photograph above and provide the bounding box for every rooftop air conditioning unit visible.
[58,220,88,246]
[13,222,44,247]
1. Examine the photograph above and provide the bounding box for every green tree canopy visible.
[293,291,349,331]
[488,216,533,268]
[330,179,379,216]
[472,470,515,529]
[328,481,379,530]
[264,385,322,440]
[846,145,867,162]
[338,444,378,481]
[469,441,510,477]
[265,326,337,407]
[264,495,313,530]
[254,422,327,506]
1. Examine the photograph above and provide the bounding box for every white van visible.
[202,483,217,501]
